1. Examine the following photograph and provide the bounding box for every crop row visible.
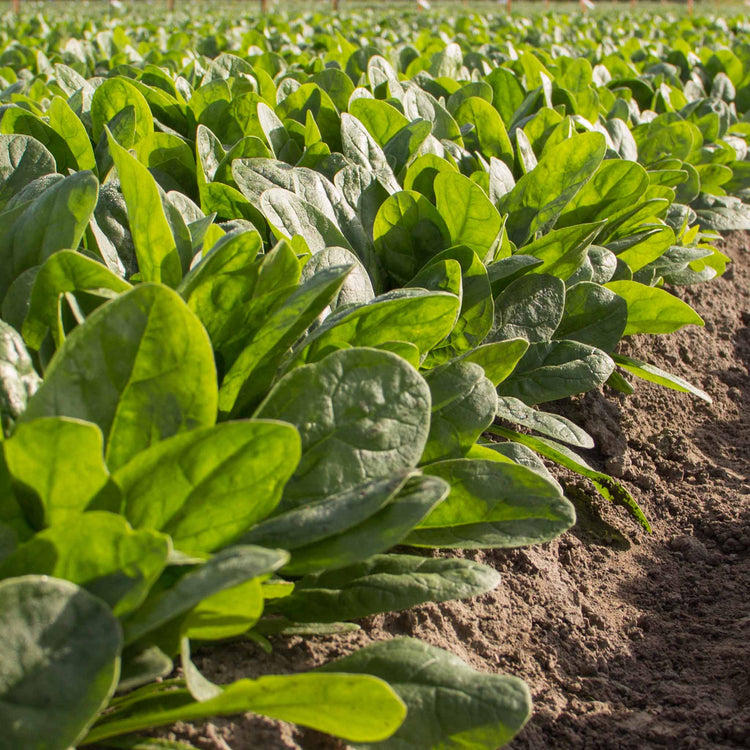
[0,6,748,749]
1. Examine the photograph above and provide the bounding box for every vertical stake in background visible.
[506,0,512,14]
[167,0,174,10]
[12,0,19,12]
[332,0,339,11]
[260,0,268,13]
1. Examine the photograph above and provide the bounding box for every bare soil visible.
[165,232,750,750]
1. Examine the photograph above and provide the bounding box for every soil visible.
[162,232,750,750]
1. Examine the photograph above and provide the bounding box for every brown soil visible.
[164,232,750,750]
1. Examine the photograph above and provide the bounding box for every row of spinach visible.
[0,7,748,749]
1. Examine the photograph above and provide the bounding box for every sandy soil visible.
[160,232,750,750]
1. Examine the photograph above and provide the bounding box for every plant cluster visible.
[0,6,748,749]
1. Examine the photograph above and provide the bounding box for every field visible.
[0,2,747,749]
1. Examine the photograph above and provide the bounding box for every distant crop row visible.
[0,7,747,749]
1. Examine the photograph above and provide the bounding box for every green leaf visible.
[275,553,500,623]
[556,159,649,228]
[276,83,341,152]
[23,284,218,471]
[500,132,607,246]
[458,338,529,386]
[454,97,514,166]
[134,133,197,195]
[239,474,410,552]
[0,170,99,301]
[0,319,40,438]
[182,578,265,641]
[48,96,97,172]
[554,281,627,352]
[373,190,451,285]
[350,98,410,147]
[382,119,432,175]
[256,348,432,509]
[489,425,650,532]
[23,250,131,350]
[612,225,675,272]
[293,289,460,365]
[495,396,594,448]
[2,417,109,528]
[279,474,450,575]
[92,78,154,144]
[486,67,527,128]
[260,187,353,253]
[0,106,78,174]
[521,222,604,280]
[121,546,288,646]
[424,246,494,363]
[605,280,704,335]
[612,352,711,403]
[218,265,352,416]
[403,153,458,203]
[407,459,575,548]
[87,671,405,745]
[637,121,697,166]
[0,513,170,617]
[114,420,300,554]
[178,229,264,353]
[340,112,401,194]
[0,134,55,211]
[107,130,182,286]
[490,274,566,343]
[434,172,504,259]
[319,638,531,749]
[497,339,615,404]
[0,575,122,750]
[422,361,497,464]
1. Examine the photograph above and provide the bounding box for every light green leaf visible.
[115,420,300,554]
[612,352,711,403]
[500,132,607,246]
[3,417,109,528]
[349,98,410,147]
[107,130,182,287]
[605,280,704,335]
[92,78,155,144]
[408,458,575,548]
[86,673,405,745]
[434,172,503,259]
[48,96,96,172]
[293,290,460,365]
[23,250,131,349]
[23,284,218,471]
[454,97,513,166]
[0,513,170,617]
[122,546,288,646]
